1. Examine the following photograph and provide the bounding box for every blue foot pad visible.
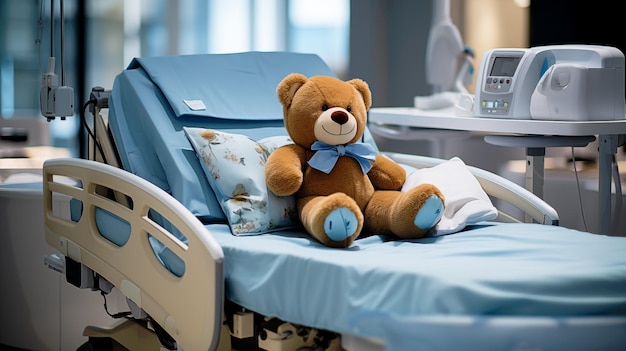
[414,195,444,230]
[324,208,358,241]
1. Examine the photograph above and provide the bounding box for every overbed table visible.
[369,107,626,234]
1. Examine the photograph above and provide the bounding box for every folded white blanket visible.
[401,157,497,236]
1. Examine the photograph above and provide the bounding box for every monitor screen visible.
[490,56,521,77]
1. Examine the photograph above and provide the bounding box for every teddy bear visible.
[265,73,445,248]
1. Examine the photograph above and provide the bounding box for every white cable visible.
[36,0,45,72]
[60,0,65,86]
[39,0,73,119]
[49,0,54,58]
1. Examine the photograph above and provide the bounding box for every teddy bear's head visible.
[276,73,372,148]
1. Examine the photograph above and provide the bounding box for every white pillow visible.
[401,157,497,236]
[184,127,299,235]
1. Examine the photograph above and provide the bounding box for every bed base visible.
[79,321,346,351]
[71,287,350,351]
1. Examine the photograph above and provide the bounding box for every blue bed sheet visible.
[211,221,626,338]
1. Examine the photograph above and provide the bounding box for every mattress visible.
[209,221,626,338]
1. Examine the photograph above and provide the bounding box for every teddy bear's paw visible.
[324,207,359,242]
[414,194,444,230]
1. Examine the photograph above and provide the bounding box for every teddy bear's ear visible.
[277,73,308,107]
[347,78,372,110]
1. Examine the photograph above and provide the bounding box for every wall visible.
[349,0,434,108]
[462,0,529,93]
[348,0,530,106]
[350,0,528,175]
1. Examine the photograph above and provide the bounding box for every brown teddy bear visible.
[265,73,445,248]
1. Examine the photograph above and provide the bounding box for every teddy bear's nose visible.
[331,110,349,125]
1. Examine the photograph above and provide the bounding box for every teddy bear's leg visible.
[298,193,364,248]
[364,184,444,239]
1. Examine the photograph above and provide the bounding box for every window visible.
[0,0,350,157]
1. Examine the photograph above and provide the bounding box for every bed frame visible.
[42,133,561,351]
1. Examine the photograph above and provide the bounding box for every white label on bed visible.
[184,99,206,111]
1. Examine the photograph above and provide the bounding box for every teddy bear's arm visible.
[368,154,407,191]
[265,144,305,196]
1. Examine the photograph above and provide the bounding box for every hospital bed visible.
[42,51,626,351]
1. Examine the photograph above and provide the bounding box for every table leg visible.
[525,147,545,223]
[483,134,596,225]
[597,135,618,234]
[526,147,545,199]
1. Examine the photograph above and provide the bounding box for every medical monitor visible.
[489,56,522,77]
[475,50,527,118]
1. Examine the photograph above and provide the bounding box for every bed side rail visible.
[384,152,559,225]
[43,157,225,351]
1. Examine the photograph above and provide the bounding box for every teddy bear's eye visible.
[322,104,329,111]
[346,106,351,112]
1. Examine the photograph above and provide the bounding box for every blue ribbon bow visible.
[308,141,377,174]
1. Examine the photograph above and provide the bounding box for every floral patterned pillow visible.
[184,127,299,235]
